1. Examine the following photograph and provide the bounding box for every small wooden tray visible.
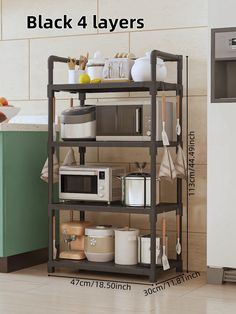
[59,250,86,260]
[101,78,130,83]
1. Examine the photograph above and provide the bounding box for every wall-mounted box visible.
[211,28,236,103]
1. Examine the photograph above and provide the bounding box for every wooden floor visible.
[0,264,235,313]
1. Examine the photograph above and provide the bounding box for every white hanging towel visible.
[62,147,76,166]
[175,144,187,179]
[159,146,177,181]
[40,154,59,183]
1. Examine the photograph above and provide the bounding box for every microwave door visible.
[117,105,142,135]
[60,172,98,200]
[96,105,142,139]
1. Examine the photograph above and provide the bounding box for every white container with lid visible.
[115,228,140,265]
[137,234,168,265]
[87,51,105,80]
[131,52,167,82]
[84,225,114,262]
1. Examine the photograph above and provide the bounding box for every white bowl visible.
[0,107,20,120]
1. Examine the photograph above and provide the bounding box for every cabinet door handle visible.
[136,108,141,134]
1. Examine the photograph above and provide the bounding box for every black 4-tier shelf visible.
[47,50,184,282]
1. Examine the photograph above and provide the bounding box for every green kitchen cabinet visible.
[0,130,49,272]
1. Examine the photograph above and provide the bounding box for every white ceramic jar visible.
[84,226,114,262]
[131,52,167,82]
[115,228,140,265]
[87,51,105,80]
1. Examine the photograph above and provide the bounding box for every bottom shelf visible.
[48,258,181,277]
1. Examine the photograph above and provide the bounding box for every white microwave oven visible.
[59,165,125,204]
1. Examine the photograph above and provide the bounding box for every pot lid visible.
[125,172,151,178]
[87,51,105,66]
[115,227,140,233]
[85,225,114,236]
[61,105,95,116]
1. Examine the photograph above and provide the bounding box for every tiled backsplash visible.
[0,0,207,271]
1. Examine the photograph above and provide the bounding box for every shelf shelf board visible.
[213,97,236,103]
[51,140,179,148]
[215,57,236,62]
[49,259,181,276]
[49,81,181,94]
[49,202,180,214]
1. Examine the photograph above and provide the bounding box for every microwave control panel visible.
[142,105,152,137]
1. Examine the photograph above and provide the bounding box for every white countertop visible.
[0,123,54,132]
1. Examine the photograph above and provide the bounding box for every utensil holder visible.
[68,70,78,84]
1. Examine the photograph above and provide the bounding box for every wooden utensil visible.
[176,214,182,255]
[176,95,181,136]
[53,216,57,259]
[67,57,76,70]
[161,95,170,146]
[162,217,170,270]
[79,53,89,70]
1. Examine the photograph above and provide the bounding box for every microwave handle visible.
[135,107,141,134]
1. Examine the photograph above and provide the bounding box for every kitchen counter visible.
[0,126,51,272]
[0,123,48,132]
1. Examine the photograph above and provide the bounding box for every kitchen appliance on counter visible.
[131,52,167,82]
[119,162,160,207]
[115,228,140,265]
[60,220,91,260]
[60,106,96,140]
[84,225,114,262]
[59,165,125,203]
[138,234,168,265]
[96,100,173,141]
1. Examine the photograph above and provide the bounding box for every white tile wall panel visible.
[2,0,97,39]
[99,0,208,32]
[0,40,29,100]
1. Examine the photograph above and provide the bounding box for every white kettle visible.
[131,52,167,82]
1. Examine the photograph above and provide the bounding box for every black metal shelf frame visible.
[47,50,184,282]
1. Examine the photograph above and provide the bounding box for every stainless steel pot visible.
[119,164,160,206]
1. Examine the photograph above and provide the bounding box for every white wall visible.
[208,0,236,267]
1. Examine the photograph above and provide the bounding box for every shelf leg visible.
[48,208,55,272]
[176,57,183,273]
[47,265,55,273]
[79,146,86,221]
[79,92,86,106]
[176,260,183,273]
[149,85,157,283]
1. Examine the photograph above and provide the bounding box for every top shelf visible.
[49,81,182,94]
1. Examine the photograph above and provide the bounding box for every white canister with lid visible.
[87,51,105,80]
[131,51,167,82]
[115,228,140,265]
[84,225,114,262]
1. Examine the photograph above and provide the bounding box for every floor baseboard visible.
[0,248,48,273]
